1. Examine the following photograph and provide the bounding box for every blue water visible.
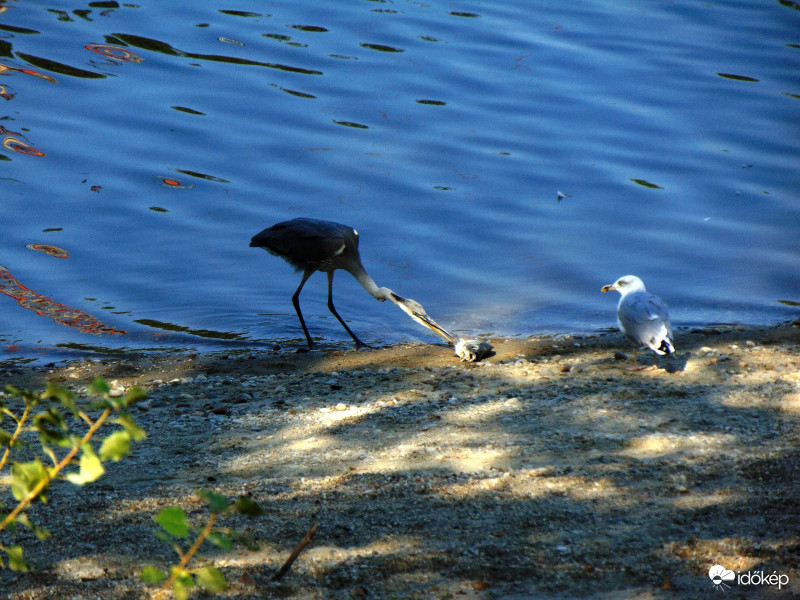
[1,0,798,364]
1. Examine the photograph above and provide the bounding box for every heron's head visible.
[602,275,646,295]
[386,291,455,343]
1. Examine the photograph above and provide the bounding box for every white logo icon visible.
[709,565,735,591]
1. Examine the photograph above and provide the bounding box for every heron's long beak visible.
[388,292,456,343]
[601,284,614,293]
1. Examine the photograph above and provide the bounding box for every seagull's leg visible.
[631,346,641,371]
[326,271,369,348]
[292,270,315,348]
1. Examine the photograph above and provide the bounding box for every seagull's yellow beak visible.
[601,284,614,293]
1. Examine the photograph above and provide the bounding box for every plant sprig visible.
[0,378,146,572]
[143,491,263,600]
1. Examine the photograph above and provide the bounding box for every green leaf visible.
[10,459,48,502]
[33,408,70,446]
[173,580,189,600]
[234,496,264,517]
[198,490,228,514]
[87,377,110,397]
[205,531,233,551]
[155,507,190,538]
[99,430,131,461]
[44,383,78,417]
[65,446,105,485]
[194,565,227,592]
[0,430,15,447]
[114,414,147,442]
[123,386,148,407]
[141,565,168,585]
[172,568,194,600]
[6,385,38,407]
[4,545,30,572]
[13,513,51,540]
[153,530,175,546]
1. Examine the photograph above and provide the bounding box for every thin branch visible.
[42,445,59,468]
[77,411,94,428]
[272,522,319,582]
[0,407,112,534]
[1,407,22,424]
[0,404,32,473]
[161,512,219,592]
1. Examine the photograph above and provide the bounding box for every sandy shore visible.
[1,321,799,599]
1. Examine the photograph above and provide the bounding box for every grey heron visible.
[250,218,455,349]
[602,275,675,369]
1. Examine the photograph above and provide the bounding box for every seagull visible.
[250,218,455,349]
[601,275,675,369]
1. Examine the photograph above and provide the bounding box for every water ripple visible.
[112,32,323,75]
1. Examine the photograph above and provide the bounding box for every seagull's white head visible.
[601,275,646,296]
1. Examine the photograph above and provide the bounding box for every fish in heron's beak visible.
[388,292,455,343]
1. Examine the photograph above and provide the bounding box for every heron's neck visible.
[352,266,391,301]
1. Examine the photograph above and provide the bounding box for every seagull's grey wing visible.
[618,292,674,353]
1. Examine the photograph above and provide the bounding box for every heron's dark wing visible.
[250,218,355,271]
[618,291,674,352]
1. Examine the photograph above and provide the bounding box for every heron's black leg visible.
[292,270,315,348]
[326,271,369,348]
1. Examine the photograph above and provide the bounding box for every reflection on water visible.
[0,62,57,82]
[159,176,193,189]
[84,43,142,63]
[134,318,246,341]
[2,134,44,156]
[0,266,126,336]
[111,32,323,75]
[26,244,70,258]
[1,126,44,157]
[16,53,103,79]
[630,179,663,190]
[217,37,244,46]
